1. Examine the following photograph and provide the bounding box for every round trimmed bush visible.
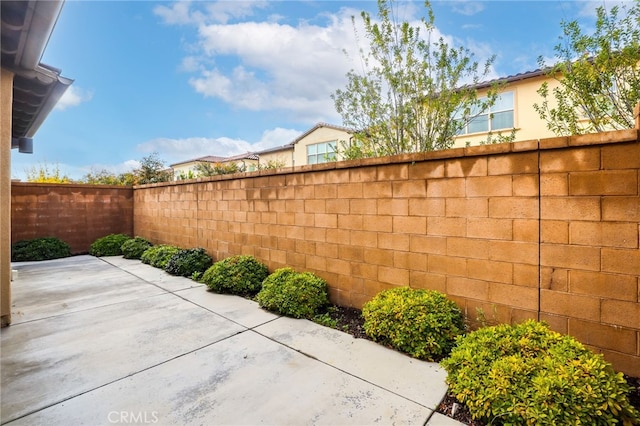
[165,248,212,277]
[362,287,464,361]
[120,237,152,259]
[202,255,268,296]
[256,268,330,319]
[140,245,181,269]
[89,234,131,257]
[11,237,71,261]
[442,320,640,425]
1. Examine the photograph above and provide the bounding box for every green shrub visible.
[442,320,640,425]
[202,255,269,296]
[11,237,71,261]
[140,245,181,269]
[256,268,330,319]
[120,236,152,259]
[165,248,212,277]
[89,234,131,257]
[361,287,463,361]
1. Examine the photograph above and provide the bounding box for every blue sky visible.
[11,0,609,180]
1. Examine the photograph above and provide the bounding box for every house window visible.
[307,141,337,164]
[457,91,514,135]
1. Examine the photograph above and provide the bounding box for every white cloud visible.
[135,127,302,165]
[55,86,93,110]
[451,1,485,16]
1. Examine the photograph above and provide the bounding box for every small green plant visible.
[202,255,269,296]
[362,287,464,361]
[89,234,131,257]
[442,320,640,425]
[256,268,330,319]
[191,271,203,282]
[140,245,181,269]
[11,237,71,261]
[313,310,339,329]
[120,236,152,260]
[165,248,212,277]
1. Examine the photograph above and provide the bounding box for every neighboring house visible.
[452,69,561,147]
[1,0,73,326]
[255,123,354,169]
[170,153,259,180]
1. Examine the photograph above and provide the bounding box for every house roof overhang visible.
[1,0,73,140]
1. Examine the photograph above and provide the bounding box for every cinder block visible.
[315,184,338,199]
[409,235,447,255]
[488,152,538,175]
[409,271,446,293]
[392,180,427,198]
[569,319,637,354]
[362,181,393,198]
[541,197,601,221]
[466,175,512,197]
[378,266,410,286]
[446,276,489,300]
[540,147,600,173]
[426,178,466,197]
[570,221,638,248]
[327,258,351,276]
[513,219,539,242]
[378,232,410,251]
[540,267,568,291]
[446,237,490,260]
[408,198,444,216]
[569,270,638,302]
[513,263,539,288]
[407,160,445,179]
[592,346,640,378]
[363,248,395,267]
[305,254,327,271]
[602,142,640,169]
[314,213,338,229]
[467,258,513,284]
[601,299,640,329]
[304,227,326,243]
[489,240,538,265]
[427,216,466,237]
[489,197,538,219]
[602,196,640,222]
[445,198,489,217]
[377,198,409,216]
[338,245,364,262]
[601,248,640,275]
[351,262,378,280]
[428,254,467,276]
[540,243,601,271]
[392,216,426,234]
[541,220,569,244]
[540,313,569,334]
[445,157,488,177]
[540,289,600,321]
[467,218,513,240]
[350,199,377,215]
[363,215,393,232]
[377,163,408,181]
[304,199,325,213]
[489,282,538,310]
[326,199,350,214]
[349,166,377,183]
[349,230,377,247]
[338,214,363,230]
[569,170,638,196]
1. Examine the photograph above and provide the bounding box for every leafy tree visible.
[332,0,501,159]
[133,152,173,184]
[25,163,72,183]
[534,1,640,135]
[82,168,128,185]
[193,161,241,177]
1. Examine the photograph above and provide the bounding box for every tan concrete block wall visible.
[133,130,639,376]
[11,182,133,254]
[539,131,640,377]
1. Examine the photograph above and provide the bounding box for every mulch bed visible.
[328,305,640,426]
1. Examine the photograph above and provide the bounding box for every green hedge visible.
[89,234,131,257]
[202,255,268,296]
[362,287,464,361]
[165,248,212,277]
[11,237,71,261]
[140,245,181,269]
[120,237,152,260]
[442,320,640,425]
[256,268,330,319]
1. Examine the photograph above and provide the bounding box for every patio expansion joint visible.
[1,329,250,425]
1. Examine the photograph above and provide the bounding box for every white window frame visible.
[457,91,515,135]
[307,141,337,165]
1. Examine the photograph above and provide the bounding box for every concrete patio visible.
[1,255,461,425]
